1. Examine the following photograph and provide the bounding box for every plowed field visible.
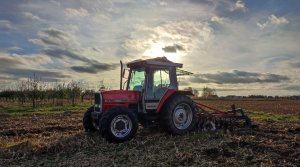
[0,100,299,167]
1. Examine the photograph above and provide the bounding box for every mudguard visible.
[156,89,193,113]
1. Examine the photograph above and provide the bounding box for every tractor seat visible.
[133,85,143,91]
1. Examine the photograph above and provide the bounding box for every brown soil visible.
[0,103,299,166]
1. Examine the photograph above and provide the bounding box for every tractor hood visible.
[98,90,140,113]
[101,90,140,103]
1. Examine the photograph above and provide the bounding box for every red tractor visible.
[83,57,251,142]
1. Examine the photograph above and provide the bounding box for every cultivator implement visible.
[193,101,252,132]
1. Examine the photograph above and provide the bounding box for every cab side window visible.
[128,68,145,91]
[152,69,170,99]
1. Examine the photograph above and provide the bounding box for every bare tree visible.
[201,86,218,98]
[67,81,82,106]
[184,87,199,97]
[57,82,66,106]
[17,81,27,105]
[28,73,40,108]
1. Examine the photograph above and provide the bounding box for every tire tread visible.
[160,94,197,135]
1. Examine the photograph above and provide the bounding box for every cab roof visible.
[127,57,183,68]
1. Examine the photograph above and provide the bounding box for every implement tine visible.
[193,100,252,132]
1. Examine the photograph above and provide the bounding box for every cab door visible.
[144,68,171,111]
[127,68,145,113]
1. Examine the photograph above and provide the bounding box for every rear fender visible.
[156,90,193,113]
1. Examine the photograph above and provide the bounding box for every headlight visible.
[94,92,102,112]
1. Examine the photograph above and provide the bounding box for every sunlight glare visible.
[143,42,180,62]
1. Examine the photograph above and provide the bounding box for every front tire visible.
[83,107,96,132]
[100,107,138,143]
[160,94,197,135]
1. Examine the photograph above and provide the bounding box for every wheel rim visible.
[110,115,132,138]
[203,120,216,131]
[173,103,193,130]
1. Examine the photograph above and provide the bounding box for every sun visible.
[143,43,180,62]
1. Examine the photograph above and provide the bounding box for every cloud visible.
[43,28,68,40]
[123,21,214,58]
[30,27,95,64]
[71,63,118,74]
[233,0,246,12]
[8,46,22,51]
[24,12,41,21]
[0,56,24,67]
[1,68,69,82]
[28,26,118,76]
[178,80,190,86]
[30,27,79,49]
[50,0,61,7]
[289,62,300,68]
[0,53,52,68]
[65,8,90,17]
[189,70,289,84]
[210,16,225,24]
[282,85,300,91]
[0,52,67,82]
[0,20,13,30]
[162,44,185,53]
[269,15,289,25]
[159,1,168,6]
[43,48,91,63]
[0,76,15,81]
[257,14,289,30]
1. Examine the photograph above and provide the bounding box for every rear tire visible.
[160,94,197,135]
[83,107,96,132]
[244,116,252,128]
[100,107,138,143]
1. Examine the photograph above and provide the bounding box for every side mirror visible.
[120,60,123,90]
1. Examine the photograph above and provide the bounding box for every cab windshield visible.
[128,68,145,91]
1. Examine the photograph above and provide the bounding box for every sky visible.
[0,0,300,96]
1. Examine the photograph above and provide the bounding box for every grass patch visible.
[246,110,300,122]
[0,104,90,115]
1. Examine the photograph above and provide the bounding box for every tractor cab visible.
[125,57,183,112]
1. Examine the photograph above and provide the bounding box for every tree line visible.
[0,76,97,108]
[184,86,218,98]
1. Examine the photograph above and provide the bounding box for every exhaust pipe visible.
[120,60,123,90]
